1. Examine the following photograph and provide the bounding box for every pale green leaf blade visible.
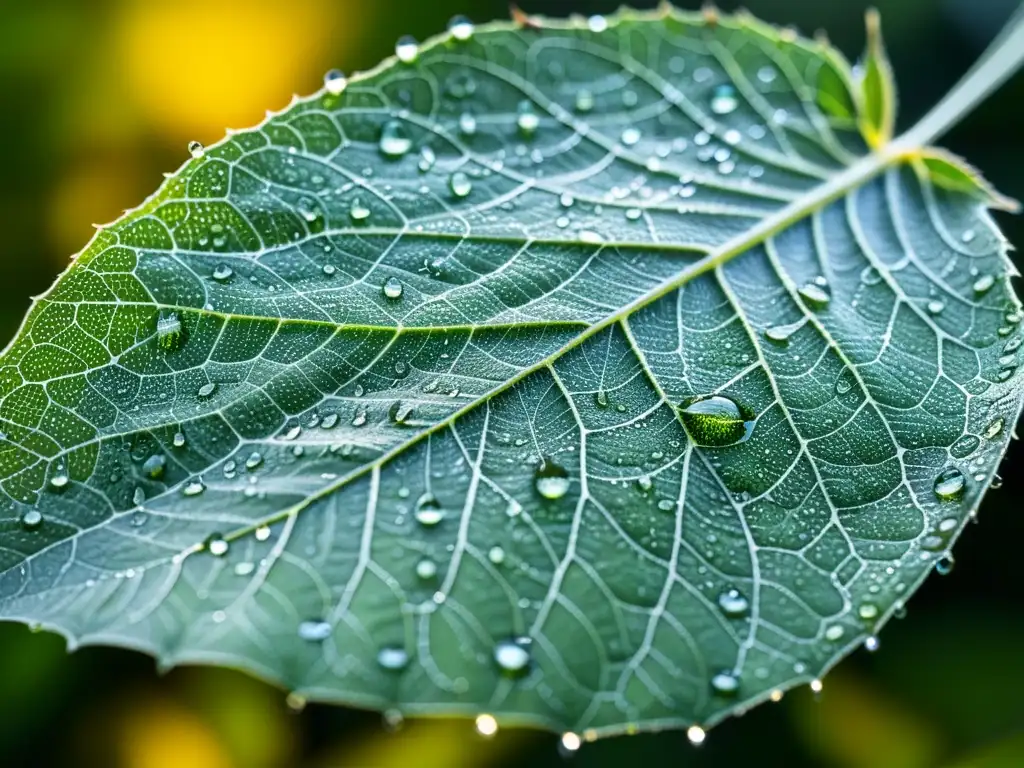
[0,7,1021,739]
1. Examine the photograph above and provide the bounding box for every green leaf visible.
[1,5,1023,740]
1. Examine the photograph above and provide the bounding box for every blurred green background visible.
[1,0,1022,765]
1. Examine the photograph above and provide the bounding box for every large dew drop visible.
[534,460,570,500]
[20,510,43,531]
[679,395,754,447]
[493,638,531,676]
[414,493,445,526]
[323,68,347,95]
[379,120,412,158]
[206,534,229,556]
[798,280,831,309]
[382,276,404,299]
[933,467,966,501]
[448,15,474,41]
[395,36,418,63]
[449,171,472,198]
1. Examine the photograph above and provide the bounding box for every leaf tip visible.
[510,4,541,29]
[912,148,1021,213]
[859,7,897,149]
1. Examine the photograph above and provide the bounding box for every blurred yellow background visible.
[1,0,1023,766]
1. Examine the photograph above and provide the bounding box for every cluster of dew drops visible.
[17,10,1022,750]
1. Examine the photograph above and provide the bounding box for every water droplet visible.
[973,274,995,295]
[587,14,608,33]
[575,89,594,112]
[382,276,404,299]
[579,229,603,244]
[534,460,570,500]
[255,525,271,541]
[637,475,653,492]
[710,84,739,115]
[475,714,498,737]
[560,732,581,753]
[448,15,474,41]
[835,374,853,395]
[188,141,205,159]
[244,452,263,470]
[173,431,186,448]
[197,382,217,399]
[595,389,608,408]
[927,299,945,315]
[516,100,539,136]
[950,434,981,458]
[449,171,472,198]
[297,619,332,642]
[458,111,477,136]
[395,36,418,63]
[414,493,445,526]
[157,312,183,351]
[764,319,805,345]
[390,401,414,424]
[416,558,437,580]
[621,127,641,147]
[133,487,146,506]
[933,467,966,501]
[49,473,69,491]
[757,66,777,84]
[20,510,43,530]
[488,546,506,565]
[183,479,205,496]
[718,589,749,617]
[142,454,166,479]
[711,671,739,696]
[212,264,233,282]
[349,198,371,222]
[657,499,675,512]
[984,417,1005,439]
[493,637,531,676]
[825,624,844,641]
[234,561,255,576]
[936,554,955,575]
[962,229,976,243]
[858,603,879,620]
[679,395,754,447]
[864,636,880,652]
[206,534,229,556]
[377,646,410,670]
[323,69,347,95]
[379,120,412,158]
[798,281,831,309]
[687,725,706,746]
[860,265,882,286]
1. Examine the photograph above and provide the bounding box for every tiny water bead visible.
[49,473,70,491]
[20,509,43,530]
[173,431,186,448]
[377,646,410,671]
[298,620,332,642]
[679,395,754,447]
[206,534,229,556]
[395,35,418,63]
[620,127,641,147]
[188,140,205,159]
[458,112,477,136]
[414,493,445,526]
[798,280,831,309]
[534,460,570,500]
[212,264,233,282]
[416,558,438,580]
[516,101,539,136]
[864,636,881,652]
[710,84,739,115]
[575,89,595,112]
[927,299,945,315]
[824,624,845,641]
[488,546,506,565]
[142,454,166,479]
[933,467,966,501]
[936,554,956,575]
[973,274,995,295]
[183,479,206,496]
[379,120,412,158]
[687,725,707,746]
[858,602,879,620]
[449,171,472,198]
[718,588,750,617]
[197,382,217,399]
[764,319,805,345]
[493,637,531,676]
[475,714,498,737]
[560,732,582,754]
[255,525,271,541]
[448,15,474,41]
[710,671,739,696]
[323,68,347,96]
[349,198,371,222]
[984,417,1005,439]
[382,276,404,299]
